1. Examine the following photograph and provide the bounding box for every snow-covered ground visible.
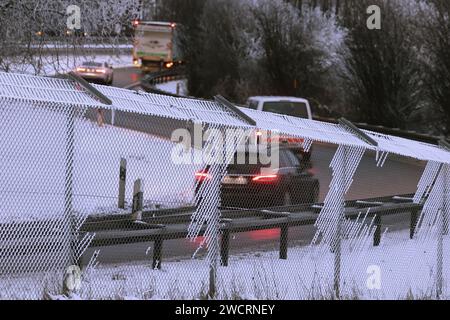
[155,79,188,96]
[2,54,134,76]
[1,101,200,223]
[1,229,448,300]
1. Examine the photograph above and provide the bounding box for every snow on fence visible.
[1,71,450,300]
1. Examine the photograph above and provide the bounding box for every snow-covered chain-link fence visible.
[1,72,450,300]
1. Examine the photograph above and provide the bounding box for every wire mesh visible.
[1,72,450,300]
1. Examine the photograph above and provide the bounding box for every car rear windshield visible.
[83,62,102,67]
[227,152,270,174]
[263,101,309,118]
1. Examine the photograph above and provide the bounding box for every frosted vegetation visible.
[1,0,449,134]
[0,0,140,74]
[157,0,450,136]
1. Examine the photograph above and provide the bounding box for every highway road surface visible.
[112,66,142,89]
[83,144,425,265]
[81,67,426,265]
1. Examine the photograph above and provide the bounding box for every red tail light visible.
[132,20,139,27]
[195,171,211,182]
[252,174,278,183]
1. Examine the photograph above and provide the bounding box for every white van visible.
[246,96,312,120]
[246,96,313,161]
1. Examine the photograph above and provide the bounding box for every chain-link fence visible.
[1,72,450,300]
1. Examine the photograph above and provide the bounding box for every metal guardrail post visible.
[214,95,257,126]
[66,72,113,105]
[338,118,378,147]
[373,215,382,246]
[153,237,163,270]
[131,179,143,221]
[280,223,289,260]
[220,227,231,267]
[439,139,450,152]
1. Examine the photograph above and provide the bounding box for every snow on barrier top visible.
[0,72,449,164]
[239,106,450,163]
[361,130,450,164]
[0,72,102,107]
[95,85,251,128]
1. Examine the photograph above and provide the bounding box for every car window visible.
[83,62,102,67]
[227,152,270,174]
[247,100,259,110]
[262,101,309,119]
[284,150,301,167]
[278,150,290,168]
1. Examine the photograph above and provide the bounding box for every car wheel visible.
[283,190,292,206]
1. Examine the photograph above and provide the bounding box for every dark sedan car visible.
[195,146,319,208]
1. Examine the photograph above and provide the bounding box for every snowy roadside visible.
[154,79,188,96]
[2,229,448,300]
[1,103,200,223]
[2,53,135,76]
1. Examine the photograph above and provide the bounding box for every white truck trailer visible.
[133,21,182,73]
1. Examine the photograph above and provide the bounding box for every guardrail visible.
[139,70,448,146]
[314,116,448,146]
[81,194,422,269]
[140,66,186,96]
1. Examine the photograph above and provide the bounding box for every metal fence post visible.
[334,145,347,299]
[437,208,443,298]
[64,106,76,268]
[118,158,127,209]
[443,164,449,236]
[208,127,228,299]
[410,208,419,239]
[207,165,224,299]
[437,164,449,298]
[210,209,219,299]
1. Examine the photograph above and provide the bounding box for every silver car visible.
[74,61,114,85]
